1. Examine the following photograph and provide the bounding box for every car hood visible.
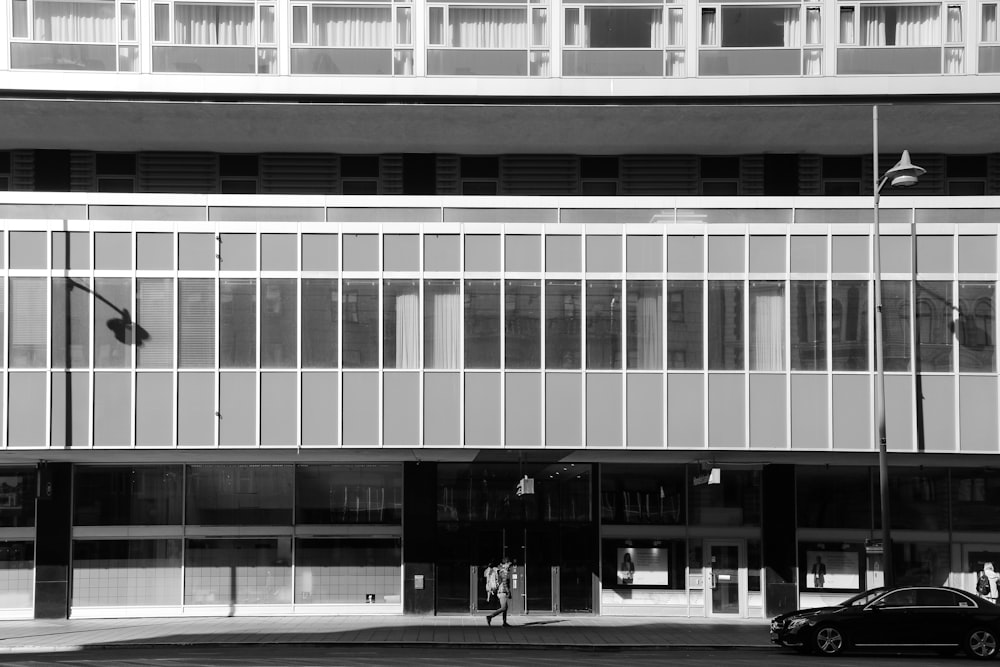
[773,606,846,624]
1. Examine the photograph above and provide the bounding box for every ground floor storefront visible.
[0,456,997,621]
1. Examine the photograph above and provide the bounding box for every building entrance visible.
[706,540,744,617]
[436,523,594,615]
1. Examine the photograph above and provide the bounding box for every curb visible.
[0,642,777,653]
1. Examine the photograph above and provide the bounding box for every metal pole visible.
[872,105,893,588]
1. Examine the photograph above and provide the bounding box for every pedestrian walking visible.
[486,556,512,627]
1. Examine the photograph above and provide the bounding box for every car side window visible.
[877,590,917,608]
[916,589,963,607]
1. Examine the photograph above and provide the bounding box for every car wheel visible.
[965,628,999,660]
[812,625,846,657]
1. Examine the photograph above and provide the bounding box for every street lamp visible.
[872,105,925,589]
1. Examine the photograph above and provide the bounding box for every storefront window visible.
[894,541,950,587]
[0,541,34,610]
[688,466,760,526]
[296,464,402,524]
[437,463,591,522]
[952,468,1000,531]
[72,539,181,607]
[184,538,292,605]
[799,541,863,591]
[74,465,182,526]
[601,464,684,525]
[888,467,949,531]
[0,468,36,528]
[295,537,401,604]
[797,466,872,529]
[185,465,293,526]
[601,539,685,590]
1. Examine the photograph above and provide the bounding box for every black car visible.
[770,586,1000,659]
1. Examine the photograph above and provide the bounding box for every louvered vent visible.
[797,155,823,196]
[988,154,1000,195]
[740,156,764,196]
[500,155,577,195]
[138,152,218,193]
[436,155,460,195]
[621,155,697,195]
[70,151,96,192]
[260,153,337,194]
[11,150,34,191]
[380,154,404,195]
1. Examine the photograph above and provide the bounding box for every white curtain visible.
[34,0,115,42]
[983,5,997,41]
[783,8,801,47]
[174,4,253,45]
[840,7,856,44]
[312,7,392,47]
[668,8,683,46]
[395,291,420,369]
[450,8,526,48]
[636,288,662,369]
[806,8,822,45]
[894,6,939,45]
[701,9,717,46]
[751,284,785,372]
[804,49,822,75]
[427,288,461,369]
[862,5,939,46]
[531,8,549,47]
[947,5,963,41]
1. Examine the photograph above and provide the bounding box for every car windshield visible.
[841,588,888,607]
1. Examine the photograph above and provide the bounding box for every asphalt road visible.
[0,646,973,667]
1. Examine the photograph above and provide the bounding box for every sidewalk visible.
[0,615,773,653]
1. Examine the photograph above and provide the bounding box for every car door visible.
[856,589,918,647]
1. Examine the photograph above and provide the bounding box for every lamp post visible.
[872,105,925,589]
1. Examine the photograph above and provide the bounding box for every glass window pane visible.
[384,280,419,369]
[0,468,36,527]
[601,464,684,525]
[749,281,784,371]
[295,537,401,604]
[916,281,954,372]
[627,281,662,370]
[952,469,1000,530]
[721,6,793,47]
[185,464,293,526]
[261,279,296,368]
[790,280,826,371]
[343,280,378,368]
[585,7,661,48]
[137,278,174,368]
[667,281,702,370]
[74,465,183,525]
[425,280,461,369]
[94,278,133,368]
[889,467,948,531]
[505,280,540,369]
[688,466,760,526]
[546,280,581,369]
[586,280,621,369]
[178,278,215,368]
[296,464,403,524]
[882,280,911,372]
[9,277,46,368]
[72,539,181,608]
[184,538,291,605]
[220,278,256,368]
[465,280,500,369]
[959,282,995,372]
[831,280,868,371]
[302,279,337,368]
[52,277,90,369]
[708,281,742,371]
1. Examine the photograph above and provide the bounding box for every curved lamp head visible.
[884,150,926,188]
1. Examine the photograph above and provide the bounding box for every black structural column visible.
[402,461,436,614]
[34,462,72,619]
[762,463,797,617]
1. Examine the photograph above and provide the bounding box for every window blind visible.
[179,278,215,368]
[138,277,174,368]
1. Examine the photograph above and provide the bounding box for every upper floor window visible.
[702,6,803,48]
[566,6,663,48]
[12,0,117,43]
[838,3,953,46]
[156,2,255,45]
[292,3,394,47]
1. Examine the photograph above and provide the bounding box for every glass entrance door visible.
[475,526,555,615]
[706,541,744,617]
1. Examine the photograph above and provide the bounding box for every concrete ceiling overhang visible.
[3,96,1000,155]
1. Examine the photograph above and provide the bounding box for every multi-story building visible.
[0,0,999,622]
